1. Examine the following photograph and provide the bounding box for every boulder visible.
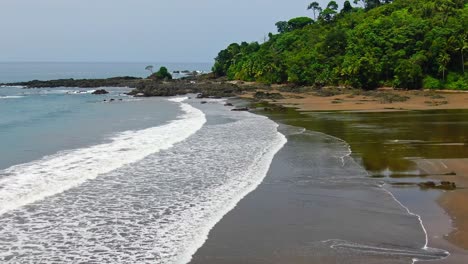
[92,89,109,95]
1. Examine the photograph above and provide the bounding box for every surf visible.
[0,97,206,215]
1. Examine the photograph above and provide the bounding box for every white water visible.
[0,98,287,263]
[0,95,24,99]
[0,97,206,215]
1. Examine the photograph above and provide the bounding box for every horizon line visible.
[0,61,213,64]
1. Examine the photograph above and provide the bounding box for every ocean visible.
[0,85,286,262]
[0,62,213,83]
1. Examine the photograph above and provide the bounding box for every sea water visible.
[0,86,286,262]
[0,62,212,83]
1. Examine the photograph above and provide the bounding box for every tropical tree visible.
[437,52,450,81]
[275,21,289,33]
[145,65,154,74]
[320,1,339,22]
[452,34,467,74]
[307,2,322,20]
[341,1,354,13]
[287,17,314,30]
[150,66,172,80]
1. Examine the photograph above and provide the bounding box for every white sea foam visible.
[0,99,286,263]
[0,95,24,99]
[0,97,206,215]
[178,116,287,264]
[0,85,25,88]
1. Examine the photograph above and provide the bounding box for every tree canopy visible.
[149,66,172,80]
[213,0,468,90]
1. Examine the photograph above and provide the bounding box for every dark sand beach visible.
[191,124,448,263]
[191,100,468,263]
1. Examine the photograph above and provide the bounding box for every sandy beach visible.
[239,88,468,112]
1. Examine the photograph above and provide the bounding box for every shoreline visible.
[236,90,468,260]
[190,106,450,263]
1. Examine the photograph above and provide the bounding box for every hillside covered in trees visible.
[213,0,468,90]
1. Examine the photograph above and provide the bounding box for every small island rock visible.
[92,89,109,95]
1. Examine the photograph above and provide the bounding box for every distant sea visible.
[0,62,213,83]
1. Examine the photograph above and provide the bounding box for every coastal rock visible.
[231,107,249,112]
[254,91,284,100]
[418,181,456,190]
[92,89,109,95]
[224,103,233,106]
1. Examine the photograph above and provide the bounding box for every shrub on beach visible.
[423,76,442,89]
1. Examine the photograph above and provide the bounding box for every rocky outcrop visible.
[126,79,243,98]
[418,181,457,190]
[6,76,142,88]
[231,107,249,111]
[92,89,109,95]
[254,91,284,100]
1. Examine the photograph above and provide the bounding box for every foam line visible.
[0,97,206,215]
[178,112,287,264]
[303,129,450,262]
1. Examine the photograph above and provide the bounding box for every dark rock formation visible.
[418,181,456,190]
[127,80,243,98]
[6,76,142,88]
[92,89,109,95]
[254,91,284,100]
[231,107,249,111]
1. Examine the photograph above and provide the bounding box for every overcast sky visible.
[0,0,346,63]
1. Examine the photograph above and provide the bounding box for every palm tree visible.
[455,35,467,74]
[437,53,450,81]
[307,2,322,20]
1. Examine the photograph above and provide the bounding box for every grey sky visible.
[1,0,345,63]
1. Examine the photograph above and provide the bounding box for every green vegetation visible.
[149,66,173,80]
[213,0,468,90]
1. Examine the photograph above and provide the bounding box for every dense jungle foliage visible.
[213,0,468,89]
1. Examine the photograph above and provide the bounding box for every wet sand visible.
[190,126,447,263]
[240,87,468,254]
[190,92,468,263]
[414,159,468,250]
